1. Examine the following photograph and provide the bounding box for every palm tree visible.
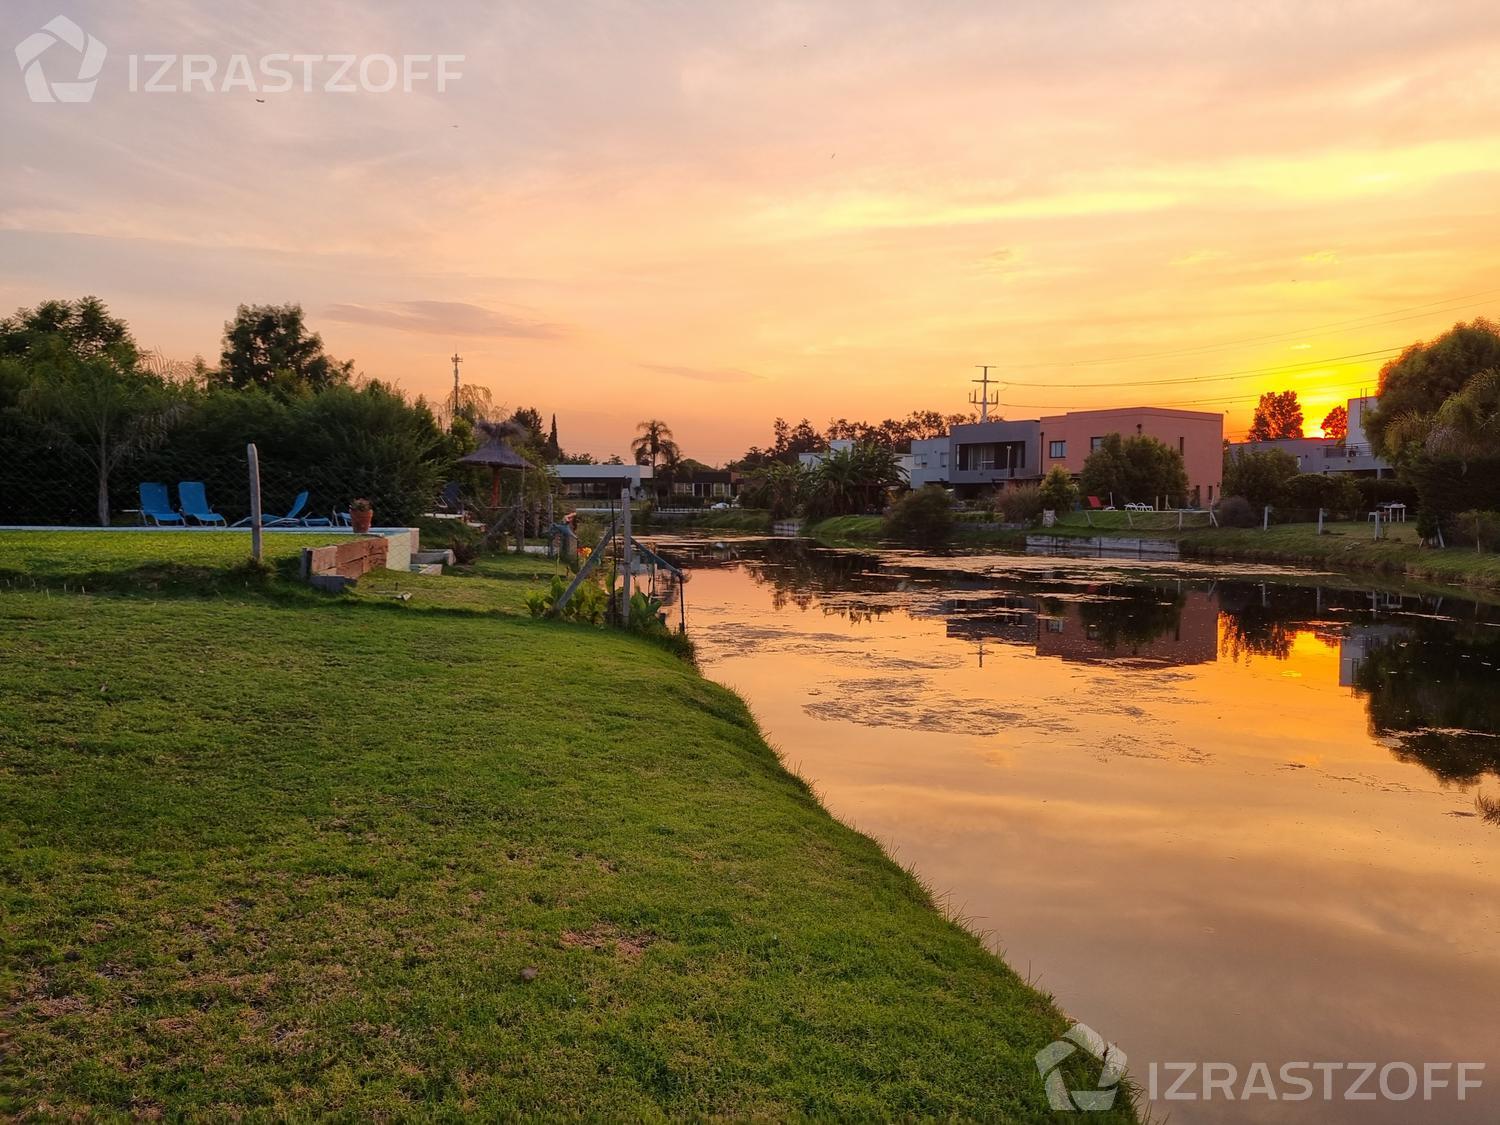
[631,419,679,502]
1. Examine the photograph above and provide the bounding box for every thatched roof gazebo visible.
[459,432,530,510]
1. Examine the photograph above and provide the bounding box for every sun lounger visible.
[177,481,226,526]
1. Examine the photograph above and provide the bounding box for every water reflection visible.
[674,536,1500,1123]
[688,538,1500,786]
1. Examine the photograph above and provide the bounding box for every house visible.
[1226,395,1391,478]
[947,419,1041,493]
[935,406,1224,505]
[670,470,739,502]
[553,463,650,500]
[1038,407,1224,507]
[909,437,950,488]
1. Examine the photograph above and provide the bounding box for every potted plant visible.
[350,498,373,534]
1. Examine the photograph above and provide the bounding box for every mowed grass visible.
[0,534,1124,1119]
[0,531,345,592]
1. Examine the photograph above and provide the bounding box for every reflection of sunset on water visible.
[682,539,1500,1125]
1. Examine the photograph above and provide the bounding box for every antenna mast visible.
[450,352,462,422]
[971,365,1000,422]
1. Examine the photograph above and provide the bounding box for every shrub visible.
[998,484,1044,524]
[1447,510,1500,551]
[1279,473,1363,516]
[1217,495,1257,527]
[1038,465,1078,513]
[884,486,954,543]
[1222,449,1299,509]
[1355,476,1419,511]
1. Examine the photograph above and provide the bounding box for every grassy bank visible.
[1033,513,1500,590]
[808,507,1500,591]
[805,515,885,543]
[652,508,772,533]
[0,532,1125,1118]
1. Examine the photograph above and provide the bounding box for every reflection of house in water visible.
[1338,623,1411,687]
[942,588,1219,667]
[1037,590,1217,665]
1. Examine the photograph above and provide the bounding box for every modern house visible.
[670,470,739,502]
[909,437,950,488]
[1227,395,1391,478]
[913,405,1224,505]
[553,463,649,500]
[1039,407,1225,507]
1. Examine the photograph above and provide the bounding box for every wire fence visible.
[0,440,553,530]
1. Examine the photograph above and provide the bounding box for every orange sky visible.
[4,2,1500,462]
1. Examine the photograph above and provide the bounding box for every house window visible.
[1178,436,1185,455]
[1090,436,1105,451]
[939,452,947,468]
[1049,440,1067,459]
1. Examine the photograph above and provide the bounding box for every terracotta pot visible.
[351,509,373,533]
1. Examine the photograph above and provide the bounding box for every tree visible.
[216,303,352,394]
[630,419,680,501]
[1222,448,1299,508]
[885,486,954,543]
[738,461,807,519]
[509,406,544,438]
[1080,434,1189,505]
[17,333,179,526]
[1,295,137,363]
[1038,465,1078,512]
[545,413,562,462]
[1320,404,1348,442]
[804,443,904,518]
[1367,319,1500,461]
[1248,390,1304,441]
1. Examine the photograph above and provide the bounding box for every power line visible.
[998,346,1402,389]
[1004,287,1500,370]
[1002,375,1379,413]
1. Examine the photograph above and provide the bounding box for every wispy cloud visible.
[324,300,561,339]
[641,363,762,384]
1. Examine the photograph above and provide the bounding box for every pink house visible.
[1038,407,1224,507]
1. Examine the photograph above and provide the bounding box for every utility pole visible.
[449,352,462,424]
[971,365,1000,422]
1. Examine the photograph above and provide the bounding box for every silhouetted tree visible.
[1248,390,1304,440]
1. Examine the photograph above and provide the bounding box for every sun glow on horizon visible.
[2,1,1498,462]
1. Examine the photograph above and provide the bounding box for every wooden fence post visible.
[246,442,263,563]
[620,484,633,622]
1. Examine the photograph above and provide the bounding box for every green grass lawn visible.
[0,532,1124,1118]
[0,530,345,586]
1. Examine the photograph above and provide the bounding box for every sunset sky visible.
[4,1,1500,462]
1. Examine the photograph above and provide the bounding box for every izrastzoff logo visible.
[14,16,104,102]
[1036,1023,1128,1112]
[14,15,463,103]
[1035,1022,1487,1111]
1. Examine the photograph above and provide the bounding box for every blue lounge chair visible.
[139,482,185,526]
[234,489,317,528]
[177,481,226,526]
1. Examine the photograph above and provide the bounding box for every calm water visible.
[663,537,1500,1124]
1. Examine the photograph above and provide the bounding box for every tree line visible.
[0,297,582,526]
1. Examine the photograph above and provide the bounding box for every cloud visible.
[641,362,762,384]
[1170,249,1228,267]
[323,300,561,339]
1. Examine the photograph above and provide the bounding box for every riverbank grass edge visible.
[0,531,1131,1119]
